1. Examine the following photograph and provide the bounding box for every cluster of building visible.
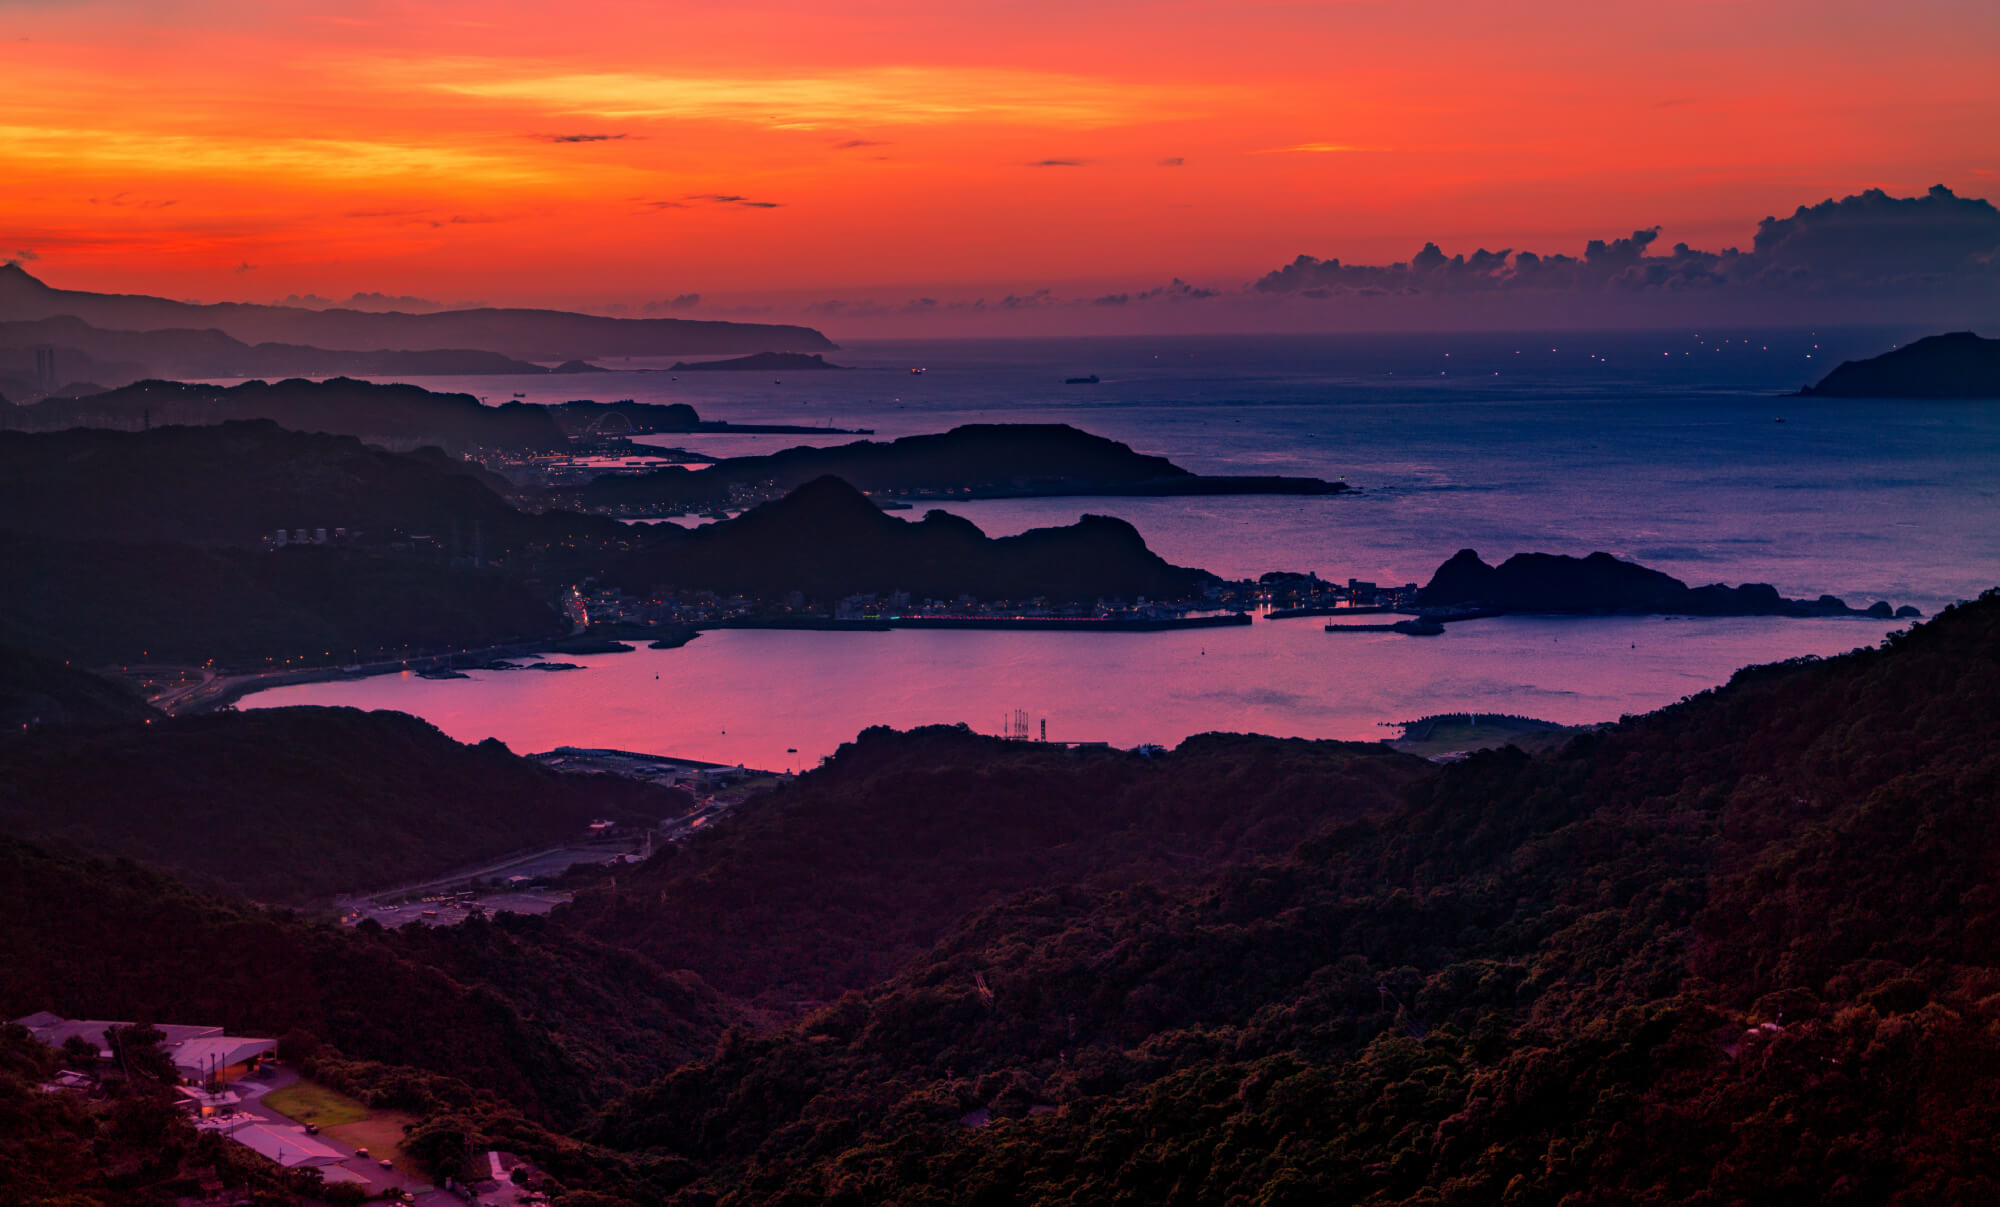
[262,525,358,549]
[17,1010,277,1090]
[1214,572,1422,612]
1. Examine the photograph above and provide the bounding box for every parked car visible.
[303,1123,319,1135]
[354,1146,369,1158]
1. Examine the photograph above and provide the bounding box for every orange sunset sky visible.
[4,0,1997,323]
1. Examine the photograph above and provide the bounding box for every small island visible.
[1415,549,1921,619]
[1799,331,2000,398]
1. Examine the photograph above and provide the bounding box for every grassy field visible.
[329,1111,417,1169]
[261,1081,370,1129]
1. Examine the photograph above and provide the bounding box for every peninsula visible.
[0,377,868,452]
[0,262,834,362]
[669,351,844,371]
[563,422,1349,513]
[1799,331,2000,398]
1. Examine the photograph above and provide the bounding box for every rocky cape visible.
[1417,548,1921,618]
[1799,331,2000,398]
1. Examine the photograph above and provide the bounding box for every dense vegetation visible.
[566,727,1429,1006]
[0,420,589,545]
[0,531,567,665]
[0,704,690,902]
[6,573,1995,1203]
[0,642,158,728]
[0,836,734,1129]
[567,423,1341,513]
[0,1020,309,1207]
[573,593,2000,1205]
[608,475,1215,603]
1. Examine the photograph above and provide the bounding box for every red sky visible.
[4,0,1996,325]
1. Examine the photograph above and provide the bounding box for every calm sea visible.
[243,328,2000,768]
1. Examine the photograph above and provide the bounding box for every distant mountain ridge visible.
[0,263,833,360]
[1800,331,2000,398]
[0,314,583,398]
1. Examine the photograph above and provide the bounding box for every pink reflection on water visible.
[241,615,1903,773]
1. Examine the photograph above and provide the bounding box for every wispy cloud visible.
[1029,158,1085,167]
[1159,156,1185,166]
[536,132,631,143]
[834,139,888,149]
[1256,142,1388,154]
[651,194,783,210]
[427,65,1211,130]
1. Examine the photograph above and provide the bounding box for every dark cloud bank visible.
[1255,186,2000,318]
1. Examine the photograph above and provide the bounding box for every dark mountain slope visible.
[0,532,567,666]
[0,644,157,728]
[0,419,589,547]
[0,837,732,1126]
[0,705,688,903]
[562,727,1430,1004]
[588,593,2000,1206]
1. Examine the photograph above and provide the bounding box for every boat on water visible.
[909,366,927,375]
[1065,374,1100,384]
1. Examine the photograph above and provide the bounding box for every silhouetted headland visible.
[565,423,1349,514]
[668,351,844,371]
[0,261,834,364]
[1417,549,1921,619]
[1799,331,2000,398]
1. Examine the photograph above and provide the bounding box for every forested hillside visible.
[565,728,1429,1004]
[6,595,1996,1205]
[0,705,690,902]
[581,593,2000,1205]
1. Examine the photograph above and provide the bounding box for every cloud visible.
[1253,185,2000,303]
[1095,278,1220,306]
[234,261,256,273]
[428,66,1207,131]
[642,293,702,314]
[834,139,888,149]
[10,248,37,261]
[682,193,782,208]
[1256,143,1387,154]
[88,192,176,208]
[537,132,629,143]
[1159,156,1185,167]
[1029,158,1084,167]
[998,289,1057,309]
